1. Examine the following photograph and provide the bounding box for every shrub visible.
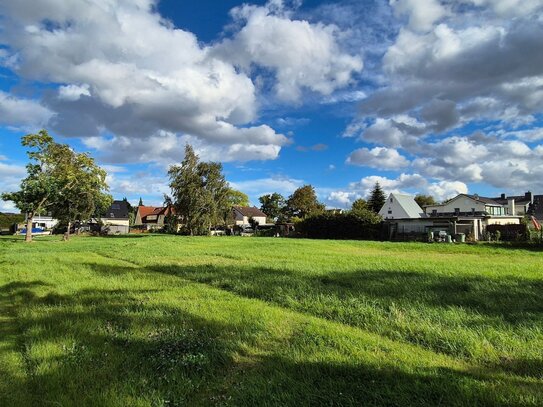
[0,212,24,229]
[486,224,529,241]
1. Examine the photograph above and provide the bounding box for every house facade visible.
[134,205,175,230]
[385,193,521,241]
[101,200,130,234]
[16,215,58,235]
[232,206,267,226]
[31,215,58,230]
[490,191,543,221]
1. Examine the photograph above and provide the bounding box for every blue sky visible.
[1,0,543,212]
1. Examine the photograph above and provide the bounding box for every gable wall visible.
[379,196,410,219]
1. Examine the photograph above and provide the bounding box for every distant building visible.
[134,205,175,230]
[383,193,522,241]
[379,193,425,220]
[101,200,130,234]
[491,191,543,221]
[16,215,57,235]
[31,215,58,230]
[232,206,267,226]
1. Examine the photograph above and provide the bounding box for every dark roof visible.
[493,198,531,205]
[233,206,267,217]
[464,194,502,206]
[491,192,533,205]
[106,200,130,219]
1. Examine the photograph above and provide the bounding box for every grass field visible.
[0,235,542,406]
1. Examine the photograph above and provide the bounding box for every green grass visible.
[0,235,542,406]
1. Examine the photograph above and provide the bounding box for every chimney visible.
[525,191,534,203]
[500,193,506,200]
[507,198,515,216]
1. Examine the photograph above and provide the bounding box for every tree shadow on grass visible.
[149,263,543,324]
[227,355,538,407]
[146,263,543,377]
[0,281,236,406]
[1,277,541,406]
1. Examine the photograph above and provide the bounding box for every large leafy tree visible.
[1,130,109,242]
[199,161,230,230]
[48,149,110,240]
[223,188,250,224]
[161,194,178,234]
[169,145,230,235]
[259,192,286,221]
[227,188,250,207]
[368,182,386,213]
[285,185,325,219]
[414,194,437,208]
[169,145,202,235]
[350,198,381,223]
[350,198,368,213]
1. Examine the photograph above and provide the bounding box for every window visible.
[388,210,392,214]
[432,210,437,216]
[111,204,120,210]
[390,197,393,202]
[454,208,460,214]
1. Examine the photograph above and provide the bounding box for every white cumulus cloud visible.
[214,1,363,102]
[347,146,409,169]
[0,91,53,129]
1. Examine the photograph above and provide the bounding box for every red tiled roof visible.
[137,206,160,218]
[137,205,176,220]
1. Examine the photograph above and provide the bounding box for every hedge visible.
[297,212,383,240]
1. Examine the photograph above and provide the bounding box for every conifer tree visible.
[368,182,386,213]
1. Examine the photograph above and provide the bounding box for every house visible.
[384,193,521,241]
[232,206,267,226]
[491,191,533,216]
[134,205,175,230]
[491,191,543,221]
[424,194,519,218]
[17,215,58,235]
[379,193,425,220]
[31,215,58,230]
[101,200,130,234]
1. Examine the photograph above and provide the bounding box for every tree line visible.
[2,130,438,241]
